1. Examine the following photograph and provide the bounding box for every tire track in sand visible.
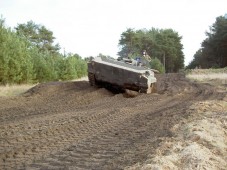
[0,74,225,169]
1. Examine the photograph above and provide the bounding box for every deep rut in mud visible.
[0,73,226,169]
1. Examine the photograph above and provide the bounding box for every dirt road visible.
[0,73,226,169]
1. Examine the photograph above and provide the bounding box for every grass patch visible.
[0,77,88,97]
[186,67,227,75]
[0,84,35,97]
[187,73,227,81]
[186,68,227,82]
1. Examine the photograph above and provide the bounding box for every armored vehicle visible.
[87,56,157,93]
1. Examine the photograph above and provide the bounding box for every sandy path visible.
[0,74,226,169]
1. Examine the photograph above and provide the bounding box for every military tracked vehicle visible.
[87,56,157,94]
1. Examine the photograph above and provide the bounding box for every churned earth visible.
[0,73,226,170]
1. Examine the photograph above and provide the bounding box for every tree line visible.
[118,28,184,73]
[0,19,87,85]
[1,17,186,85]
[187,15,227,69]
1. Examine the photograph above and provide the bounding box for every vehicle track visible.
[27,96,191,169]
[0,74,226,170]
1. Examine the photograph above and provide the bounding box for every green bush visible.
[0,18,88,84]
[150,57,165,73]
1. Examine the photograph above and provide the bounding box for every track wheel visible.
[150,83,157,93]
[88,73,96,86]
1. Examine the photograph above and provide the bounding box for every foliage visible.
[84,56,94,62]
[118,28,184,73]
[0,18,87,85]
[187,15,227,69]
[150,57,165,73]
[15,21,60,54]
[0,18,33,84]
[60,53,87,80]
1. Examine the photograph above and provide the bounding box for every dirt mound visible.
[24,81,93,96]
[156,73,198,95]
[23,80,113,101]
[23,73,211,98]
[0,73,226,170]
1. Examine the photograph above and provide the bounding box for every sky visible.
[0,0,226,65]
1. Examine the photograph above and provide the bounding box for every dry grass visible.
[186,69,227,87]
[186,68,227,74]
[186,68,227,80]
[72,76,88,81]
[0,77,88,97]
[0,84,35,97]
[187,73,227,81]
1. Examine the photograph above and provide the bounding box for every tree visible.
[154,29,184,72]
[187,49,203,69]
[118,28,140,58]
[0,17,88,84]
[118,28,184,72]
[150,57,165,73]
[60,53,87,80]
[188,15,227,68]
[0,18,33,84]
[15,21,60,54]
[0,18,9,84]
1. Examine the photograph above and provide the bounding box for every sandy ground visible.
[0,73,226,170]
